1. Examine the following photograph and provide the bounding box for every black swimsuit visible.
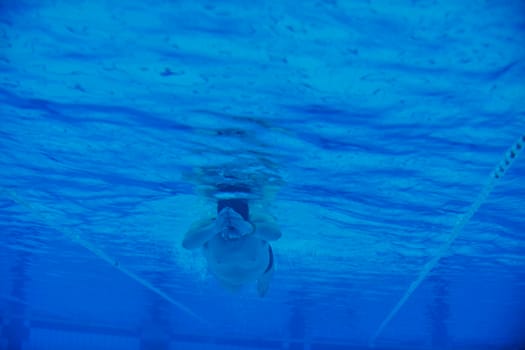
[264,245,274,273]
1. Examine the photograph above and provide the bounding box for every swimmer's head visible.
[216,207,253,239]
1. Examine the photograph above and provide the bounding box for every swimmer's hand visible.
[216,207,254,240]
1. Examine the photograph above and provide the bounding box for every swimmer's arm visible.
[182,218,217,250]
[251,214,282,242]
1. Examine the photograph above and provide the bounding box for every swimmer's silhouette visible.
[182,185,281,297]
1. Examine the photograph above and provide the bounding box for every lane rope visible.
[2,188,209,326]
[369,133,525,347]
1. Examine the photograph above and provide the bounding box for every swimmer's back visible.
[204,234,270,284]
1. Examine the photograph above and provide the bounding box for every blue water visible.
[1,1,525,349]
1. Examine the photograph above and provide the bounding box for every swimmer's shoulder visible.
[250,211,281,242]
[182,217,217,250]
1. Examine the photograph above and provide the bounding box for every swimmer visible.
[182,194,281,297]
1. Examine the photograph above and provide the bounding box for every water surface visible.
[1,1,525,349]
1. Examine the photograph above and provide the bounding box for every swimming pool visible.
[1,1,524,349]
